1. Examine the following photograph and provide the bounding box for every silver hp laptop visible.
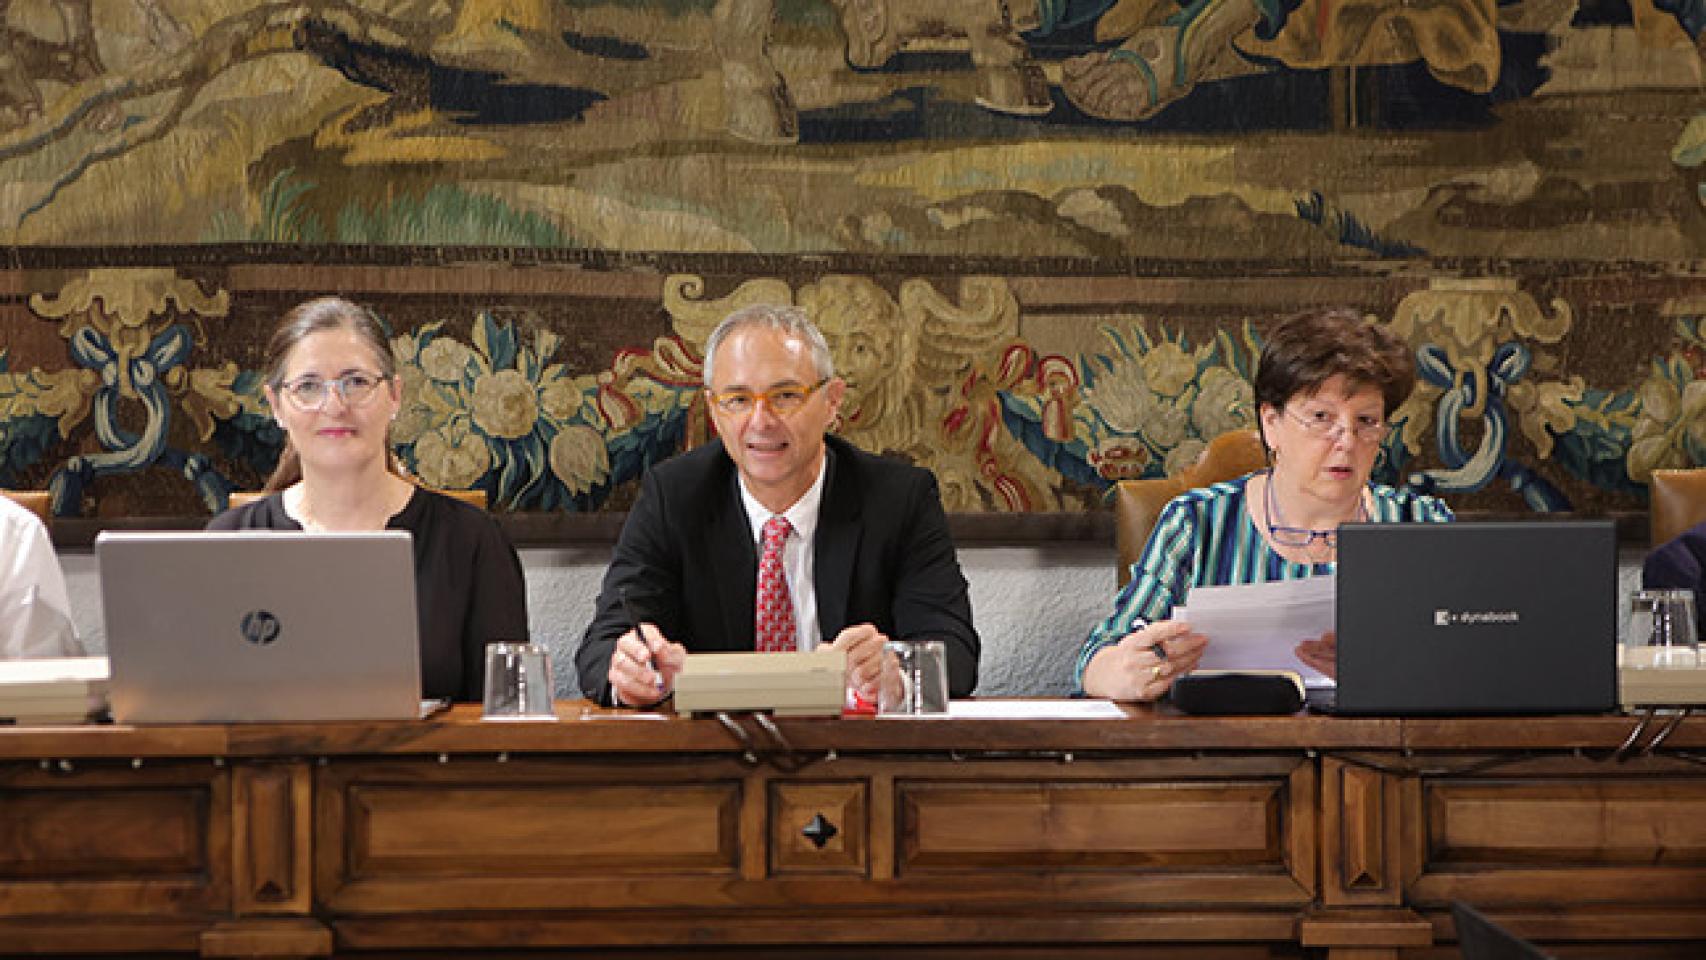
[1330,521,1617,715]
[97,531,421,723]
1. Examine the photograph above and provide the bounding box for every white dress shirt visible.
[0,495,81,659]
[737,453,828,649]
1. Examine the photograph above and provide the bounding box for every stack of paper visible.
[1175,577,1336,685]
[1618,648,1706,706]
[0,657,109,725]
[675,649,845,716]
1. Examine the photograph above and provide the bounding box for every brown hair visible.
[262,297,400,492]
[1253,307,1413,426]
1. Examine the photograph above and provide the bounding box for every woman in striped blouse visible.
[1076,308,1453,700]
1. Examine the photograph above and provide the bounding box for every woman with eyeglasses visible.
[1074,308,1453,701]
[208,297,528,701]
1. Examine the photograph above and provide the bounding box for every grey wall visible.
[58,543,1648,699]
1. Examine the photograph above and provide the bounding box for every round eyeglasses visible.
[277,372,391,411]
[707,378,830,417]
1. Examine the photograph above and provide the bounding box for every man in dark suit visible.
[576,304,979,708]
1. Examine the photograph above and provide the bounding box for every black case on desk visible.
[1170,672,1303,715]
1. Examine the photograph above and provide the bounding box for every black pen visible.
[619,588,665,694]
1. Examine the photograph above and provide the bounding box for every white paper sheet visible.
[945,699,1129,719]
[1174,576,1336,685]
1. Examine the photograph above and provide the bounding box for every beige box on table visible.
[674,648,845,716]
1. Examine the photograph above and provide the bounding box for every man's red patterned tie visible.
[755,515,797,652]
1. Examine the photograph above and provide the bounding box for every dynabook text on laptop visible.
[97,531,421,724]
[1324,520,1617,716]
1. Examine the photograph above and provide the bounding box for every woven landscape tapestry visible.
[0,0,1701,524]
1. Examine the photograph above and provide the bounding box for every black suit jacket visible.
[576,434,979,704]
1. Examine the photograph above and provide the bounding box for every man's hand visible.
[1082,620,1209,701]
[829,623,894,705]
[608,622,687,708]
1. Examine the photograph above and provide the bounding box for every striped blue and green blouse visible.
[1073,473,1453,693]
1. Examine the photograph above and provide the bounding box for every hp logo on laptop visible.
[241,611,281,646]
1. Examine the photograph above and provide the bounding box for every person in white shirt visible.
[0,494,82,658]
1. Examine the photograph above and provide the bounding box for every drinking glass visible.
[1627,589,1699,669]
[482,642,558,720]
[879,639,949,715]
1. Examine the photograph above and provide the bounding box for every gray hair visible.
[701,303,835,388]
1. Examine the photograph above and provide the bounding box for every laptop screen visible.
[98,531,422,724]
[1334,521,1617,716]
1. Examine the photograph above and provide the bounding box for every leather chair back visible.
[1113,430,1267,586]
[226,487,489,511]
[1650,468,1706,547]
[0,490,52,525]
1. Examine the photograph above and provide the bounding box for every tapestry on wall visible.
[0,1,1701,524]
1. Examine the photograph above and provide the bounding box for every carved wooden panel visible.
[317,759,746,913]
[769,780,868,876]
[350,782,739,874]
[1410,775,1706,907]
[232,762,312,915]
[1318,758,1407,907]
[199,918,332,959]
[0,761,229,916]
[1428,780,1706,864]
[897,780,1286,871]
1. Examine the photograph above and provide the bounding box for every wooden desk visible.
[4,705,1706,958]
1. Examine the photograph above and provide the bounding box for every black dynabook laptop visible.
[1330,521,1617,716]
